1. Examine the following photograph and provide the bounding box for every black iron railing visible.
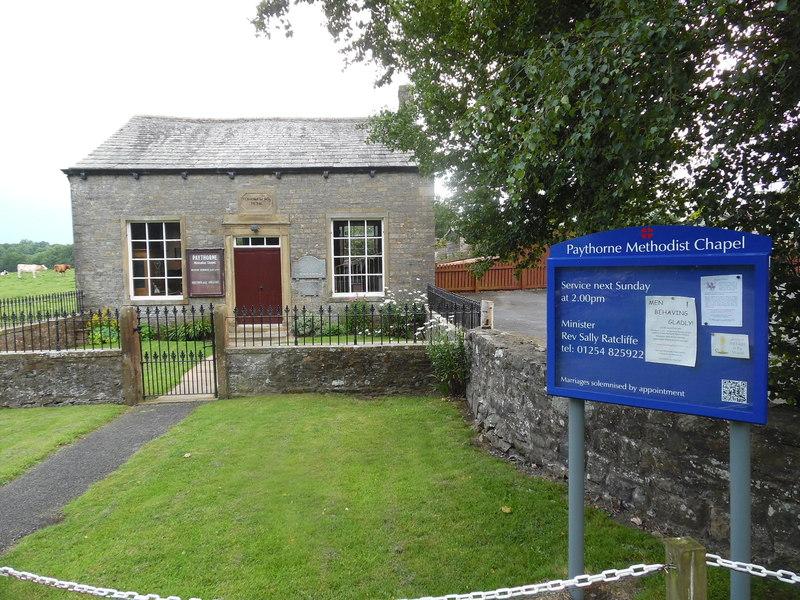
[0,290,85,327]
[0,307,120,353]
[427,284,482,329]
[231,303,440,347]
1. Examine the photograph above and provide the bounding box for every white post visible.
[481,300,494,329]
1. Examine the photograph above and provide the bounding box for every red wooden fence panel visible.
[435,248,549,292]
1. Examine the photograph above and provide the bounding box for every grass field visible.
[0,395,791,600]
[0,269,77,300]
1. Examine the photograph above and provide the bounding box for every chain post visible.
[664,537,707,600]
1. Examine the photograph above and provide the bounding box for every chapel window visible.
[332,219,384,296]
[129,221,183,298]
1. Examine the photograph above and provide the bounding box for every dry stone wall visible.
[466,329,800,570]
[0,350,124,408]
[225,344,435,397]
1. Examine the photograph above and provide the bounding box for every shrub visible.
[378,288,429,338]
[87,309,120,345]
[293,313,320,337]
[138,323,157,341]
[426,324,470,398]
[345,298,374,335]
[378,302,427,338]
[320,322,342,336]
[160,318,213,341]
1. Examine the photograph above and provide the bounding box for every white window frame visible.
[128,221,184,300]
[233,236,281,247]
[331,218,385,297]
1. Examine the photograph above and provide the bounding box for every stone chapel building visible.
[63,115,434,310]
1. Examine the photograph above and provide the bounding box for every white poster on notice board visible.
[701,274,743,327]
[645,295,697,367]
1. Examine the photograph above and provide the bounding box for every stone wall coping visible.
[225,343,426,354]
[0,349,121,358]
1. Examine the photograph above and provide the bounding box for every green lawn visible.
[0,404,127,485]
[0,269,77,301]
[0,396,793,600]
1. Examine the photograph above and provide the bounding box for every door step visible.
[229,323,295,345]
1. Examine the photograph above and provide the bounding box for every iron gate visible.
[135,305,218,397]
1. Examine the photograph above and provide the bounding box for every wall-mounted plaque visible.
[298,281,320,297]
[294,256,326,279]
[238,189,276,215]
[187,249,225,297]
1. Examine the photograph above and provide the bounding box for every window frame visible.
[127,220,185,300]
[233,236,281,247]
[331,218,385,297]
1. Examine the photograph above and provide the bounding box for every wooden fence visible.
[435,248,549,292]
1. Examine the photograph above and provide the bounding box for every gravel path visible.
[0,401,202,554]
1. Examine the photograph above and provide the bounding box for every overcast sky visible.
[0,0,406,245]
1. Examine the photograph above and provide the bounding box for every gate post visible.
[214,303,230,399]
[119,306,144,405]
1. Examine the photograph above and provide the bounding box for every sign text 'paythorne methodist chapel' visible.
[547,226,771,424]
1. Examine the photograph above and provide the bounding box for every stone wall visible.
[1,318,88,352]
[225,344,434,397]
[69,172,435,309]
[0,341,431,410]
[466,329,800,570]
[0,350,125,408]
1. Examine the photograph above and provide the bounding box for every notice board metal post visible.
[547,226,771,600]
[568,398,585,600]
[730,421,751,599]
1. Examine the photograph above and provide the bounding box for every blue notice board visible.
[547,226,771,424]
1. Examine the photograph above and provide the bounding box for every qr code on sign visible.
[722,379,748,404]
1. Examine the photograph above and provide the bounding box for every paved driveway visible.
[463,289,548,345]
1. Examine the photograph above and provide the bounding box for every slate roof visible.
[67,115,417,172]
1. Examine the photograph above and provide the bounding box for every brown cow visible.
[54,264,73,274]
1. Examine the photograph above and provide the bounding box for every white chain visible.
[4,556,798,599]
[706,554,800,585]
[397,564,668,600]
[2,563,666,600]
[0,566,203,600]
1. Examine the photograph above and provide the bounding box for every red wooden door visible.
[234,248,282,323]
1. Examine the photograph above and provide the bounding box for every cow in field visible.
[54,264,73,274]
[0,270,7,276]
[17,264,48,278]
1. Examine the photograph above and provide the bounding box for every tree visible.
[0,241,74,272]
[433,197,460,239]
[253,0,800,402]
[32,244,74,268]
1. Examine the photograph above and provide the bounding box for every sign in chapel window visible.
[129,222,183,298]
[186,249,225,297]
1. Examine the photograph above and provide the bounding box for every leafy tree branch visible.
[253,0,800,403]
